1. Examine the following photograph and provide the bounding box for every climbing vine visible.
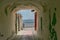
[49,8,57,40]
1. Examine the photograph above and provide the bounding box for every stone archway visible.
[0,0,44,40]
[10,1,43,36]
[11,5,40,33]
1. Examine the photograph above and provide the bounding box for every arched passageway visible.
[0,0,43,40]
[11,5,43,40]
[0,0,59,40]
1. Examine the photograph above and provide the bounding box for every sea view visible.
[23,19,34,28]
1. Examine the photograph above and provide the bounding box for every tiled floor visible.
[13,35,34,40]
[17,28,35,35]
[12,28,37,40]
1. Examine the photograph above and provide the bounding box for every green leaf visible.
[52,13,56,26]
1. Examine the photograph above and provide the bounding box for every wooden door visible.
[35,12,37,31]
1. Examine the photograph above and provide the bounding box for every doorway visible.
[15,9,38,36]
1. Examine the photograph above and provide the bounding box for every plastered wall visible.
[0,7,16,40]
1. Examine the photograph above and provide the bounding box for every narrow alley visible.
[0,0,59,40]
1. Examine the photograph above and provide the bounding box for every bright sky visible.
[17,9,35,20]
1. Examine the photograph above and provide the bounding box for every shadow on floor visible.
[12,35,34,40]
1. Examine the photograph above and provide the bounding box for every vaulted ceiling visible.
[0,0,54,15]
